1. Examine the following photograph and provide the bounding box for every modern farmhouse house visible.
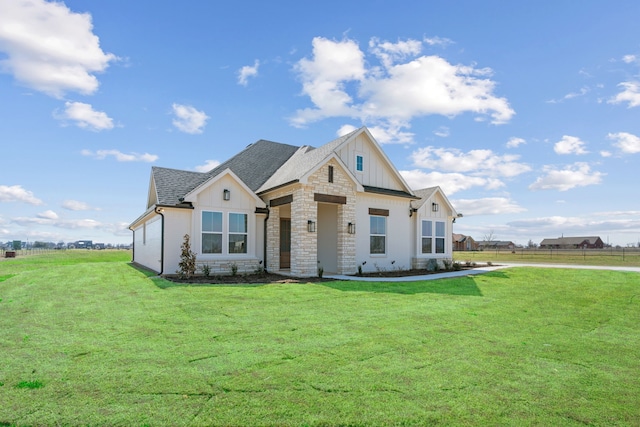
[129,127,459,277]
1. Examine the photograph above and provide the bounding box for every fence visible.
[456,247,640,263]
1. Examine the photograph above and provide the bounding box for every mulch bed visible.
[164,264,492,285]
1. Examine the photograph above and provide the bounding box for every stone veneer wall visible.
[306,159,357,275]
[411,257,452,270]
[263,158,358,277]
[194,258,262,276]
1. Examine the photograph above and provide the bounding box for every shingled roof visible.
[151,140,299,206]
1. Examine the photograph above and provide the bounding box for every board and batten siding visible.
[336,133,406,192]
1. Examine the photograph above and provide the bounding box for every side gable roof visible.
[540,236,602,245]
[150,140,298,206]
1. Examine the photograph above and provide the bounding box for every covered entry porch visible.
[265,192,356,277]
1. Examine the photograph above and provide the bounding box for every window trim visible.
[369,215,387,255]
[356,154,364,172]
[228,212,248,254]
[421,219,446,254]
[202,210,223,254]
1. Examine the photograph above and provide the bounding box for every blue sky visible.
[1,0,639,247]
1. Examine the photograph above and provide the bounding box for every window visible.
[435,221,445,253]
[356,155,363,172]
[228,213,247,254]
[202,211,222,254]
[370,215,386,254]
[421,220,432,254]
[422,220,445,254]
[328,165,334,183]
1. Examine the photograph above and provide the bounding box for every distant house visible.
[477,240,515,251]
[452,234,478,251]
[129,127,460,277]
[539,236,603,249]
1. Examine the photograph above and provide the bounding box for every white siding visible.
[189,174,264,270]
[132,215,162,273]
[354,193,412,273]
[336,133,406,191]
[162,208,193,275]
[413,191,453,260]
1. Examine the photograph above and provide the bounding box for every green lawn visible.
[1,251,639,426]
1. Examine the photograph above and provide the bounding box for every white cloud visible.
[194,160,221,172]
[506,137,526,148]
[434,126,450,138]
[13,215,101,229]
[171,103,209,134]
[410,146,531,177]
[237,60,259,86]
[423,36,454,47]
[337,124,358,136]
[0,0,117,97]
[400,170,504,195]
[290,37,514,140]
[57,101,114,131]
[529,162,605,191]
[622,54,637,64]
[291,37,365,127]
[82,149,158,162]
[600,151,612,157]
[451,197,526,216]
[62,200,97,211]
[608,132,640,154]
[547,87,589,103]
[553,135,588,155]
[609,81,640,108]
[37,210,58,220]
[0,184,43,205]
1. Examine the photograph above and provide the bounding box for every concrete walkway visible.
[326,262,640,282]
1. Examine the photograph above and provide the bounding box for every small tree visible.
[177,234,197,279]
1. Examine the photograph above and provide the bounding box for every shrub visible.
[357,264,363,276]
[487,261,493,266]
[453,261,462,271]
[443,259,452,270]
[201,264,211,277]
[230,263,238,276]
[177,234,196,279]
[426,258,439,272]
[317,266,324,278]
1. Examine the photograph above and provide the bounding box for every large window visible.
[422,220,445,254]
[435,221,445,254]
[370,215,386,254]
[202,211,222,254]
[228,213,247,254]
[421,220,432,254]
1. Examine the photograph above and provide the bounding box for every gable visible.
[334,128,411,193]
[184,168,266,209]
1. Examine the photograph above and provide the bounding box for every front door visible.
[280,218,291,269]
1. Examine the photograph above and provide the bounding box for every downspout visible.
[263,207,270,272]
[155,207,165,275]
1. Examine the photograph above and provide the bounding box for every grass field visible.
[1,251,639,426]
[454,248,640,267]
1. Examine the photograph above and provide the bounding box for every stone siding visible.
[195,258,262,276]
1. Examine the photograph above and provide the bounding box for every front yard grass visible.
[0,251,638,426]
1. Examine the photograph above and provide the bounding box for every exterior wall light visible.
[432,202,439,212]
[223,189,231,201]
[307,220,316,232]
[348,222,356,234]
